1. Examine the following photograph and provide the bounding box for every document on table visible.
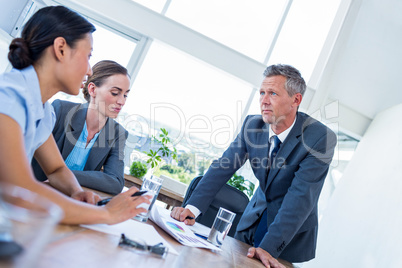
[81,219,178,255]
[149,206,220,251]
[188,222,211,239]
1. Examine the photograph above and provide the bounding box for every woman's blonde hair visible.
[82,60,129,102]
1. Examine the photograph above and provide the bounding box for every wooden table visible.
[20,187,263,267]
[34,217,266,268]
[124,174,184,209]
[25,188,292,268]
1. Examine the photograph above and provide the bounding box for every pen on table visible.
[96,190,148,206]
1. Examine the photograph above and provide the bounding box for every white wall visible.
[306,0,402,138]
[305,103,402,267]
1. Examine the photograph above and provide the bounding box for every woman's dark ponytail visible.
[8,38,33,69]
[7,5,95,70]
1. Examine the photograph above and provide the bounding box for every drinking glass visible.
[0,183,63,268]
[134,175,163,222]
[207,207,236,248]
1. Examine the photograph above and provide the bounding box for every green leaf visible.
[226,173,254,198]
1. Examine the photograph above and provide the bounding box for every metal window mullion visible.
[263,0,293,65]
[126,0,172,87]
[126,36,152,87]
[237,0,294,134]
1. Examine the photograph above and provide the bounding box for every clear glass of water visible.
[134,175,163,222]
[207,207,236,248]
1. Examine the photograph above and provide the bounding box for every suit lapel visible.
[264,113,305,192]
[61,103,88,160]
[84,118,114,170]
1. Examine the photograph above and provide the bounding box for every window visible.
[50,21,139,103]
[121,40,252,182]
[90,22,137,68]
[166,0,288,62]
[268,0,342,80]
[0,30,11,73]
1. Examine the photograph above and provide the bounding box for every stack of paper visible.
[149,206,220,251]
[188,222,211,240]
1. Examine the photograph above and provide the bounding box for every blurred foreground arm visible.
[0,114,150,225]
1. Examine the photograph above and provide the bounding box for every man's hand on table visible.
[247,247,286,268]
[170,207,196,225]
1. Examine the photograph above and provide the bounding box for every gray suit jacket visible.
[187,112,336,263]
[32,100,128,195]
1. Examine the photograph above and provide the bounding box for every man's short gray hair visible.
[263,64,306,97]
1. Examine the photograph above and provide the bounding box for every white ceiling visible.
[321,0,402,122]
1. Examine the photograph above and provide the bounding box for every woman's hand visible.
[104,187,151,224]
[71,190,101,204]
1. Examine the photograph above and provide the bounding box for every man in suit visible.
[171,64,337,267]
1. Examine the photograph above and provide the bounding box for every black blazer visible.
[32,100,128,195]
[187,113,337,263]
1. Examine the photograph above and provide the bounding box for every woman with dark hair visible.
[0,6,149,225]
[33,60,131,195]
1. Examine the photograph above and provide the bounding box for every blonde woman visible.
[33,60,130,195]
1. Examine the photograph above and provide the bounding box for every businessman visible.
[171,64,337,267]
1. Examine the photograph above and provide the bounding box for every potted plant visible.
[129,161,148,179]
[143,128,178,178]
[227,173,255,198]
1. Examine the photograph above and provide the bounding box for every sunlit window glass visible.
[90,22,137,68]
[268,0,342,81]
[166,0,287,62]
[51,22,138,103]
[0,31,10,73]
[122,40,252,180]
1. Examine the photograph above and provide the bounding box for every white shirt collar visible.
[269,115,297,143]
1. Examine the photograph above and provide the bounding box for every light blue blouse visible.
[0,66,55,161]
[65,121,101,171]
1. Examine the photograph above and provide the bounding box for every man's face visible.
[259,75,301,127]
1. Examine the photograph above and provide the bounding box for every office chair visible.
[183,175,250,237]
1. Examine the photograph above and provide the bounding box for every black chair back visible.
[183,176,250,237]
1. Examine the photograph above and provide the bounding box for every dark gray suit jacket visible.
[32,100,128,195]
[187,112,336,263]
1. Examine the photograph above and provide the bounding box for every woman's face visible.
[60,33,93,95]
[90,74,130,119]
